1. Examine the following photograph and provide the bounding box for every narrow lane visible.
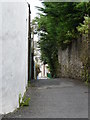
[3,78,88,118]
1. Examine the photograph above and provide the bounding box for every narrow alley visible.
[0,1,90,119]
[3,78,88,118]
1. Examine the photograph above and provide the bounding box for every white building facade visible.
[0,1,29,114]
[34,41,48,79]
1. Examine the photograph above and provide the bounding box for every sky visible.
[26,0,43,20]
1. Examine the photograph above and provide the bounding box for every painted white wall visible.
[0,3,2,114]
[0,2,29,114]
[34,40,48,79]
[38,63,48,79]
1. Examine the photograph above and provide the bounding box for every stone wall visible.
[58,36,89,80]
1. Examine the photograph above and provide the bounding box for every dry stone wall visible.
[58,36,89,80]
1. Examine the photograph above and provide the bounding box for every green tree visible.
[34,2,90,77]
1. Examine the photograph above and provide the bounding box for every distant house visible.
[0,1,31,114]
[34,41,49,79]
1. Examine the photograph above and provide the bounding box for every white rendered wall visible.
[0,3,2,114]
[0,2,28,114]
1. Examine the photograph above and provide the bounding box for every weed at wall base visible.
[19,93,31,107]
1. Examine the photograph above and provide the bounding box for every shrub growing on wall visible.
[77,16,90,82]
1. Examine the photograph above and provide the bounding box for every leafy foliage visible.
[77,16,90,35]
[19,93,31,107]
[33,2,90,77]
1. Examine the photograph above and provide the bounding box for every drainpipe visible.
[27,3,31,82]
[31,26,34,80]
[88,22,90,82]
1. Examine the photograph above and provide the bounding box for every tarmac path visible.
[3,78,88,119]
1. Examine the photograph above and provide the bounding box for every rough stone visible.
[58,36,89,80]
